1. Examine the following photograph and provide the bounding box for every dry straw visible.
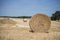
[29,14,51,33]
[0,18,16,27]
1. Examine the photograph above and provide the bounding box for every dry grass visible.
[0,27,60,40]
[0,18,16,27]
[0,18,60,40]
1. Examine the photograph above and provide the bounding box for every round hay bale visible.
[29,14,51,33]
[23,19,27,22]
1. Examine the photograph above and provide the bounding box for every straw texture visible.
[29,14,51,32]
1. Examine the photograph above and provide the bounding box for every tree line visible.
[51,11,60,21]
[0,11,60,21]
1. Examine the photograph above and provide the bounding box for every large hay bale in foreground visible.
[29,14,51,32]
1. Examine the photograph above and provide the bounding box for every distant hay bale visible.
[23,19,27,22]
[0,18,16,27]
[29,14,51,33]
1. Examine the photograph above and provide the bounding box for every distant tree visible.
[51,11,60,21]
[17,16,31,18]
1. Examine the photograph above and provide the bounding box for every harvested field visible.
[0,18,60,40]
[0,18,16,27]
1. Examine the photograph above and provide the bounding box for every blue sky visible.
[0,0,60,16]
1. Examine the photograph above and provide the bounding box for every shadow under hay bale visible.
[29,14,51,33]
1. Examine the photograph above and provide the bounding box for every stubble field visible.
[0,18,60,40]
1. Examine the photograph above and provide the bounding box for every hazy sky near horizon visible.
[0,0,60,16]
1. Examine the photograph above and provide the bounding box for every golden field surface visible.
[0,18,60,40]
